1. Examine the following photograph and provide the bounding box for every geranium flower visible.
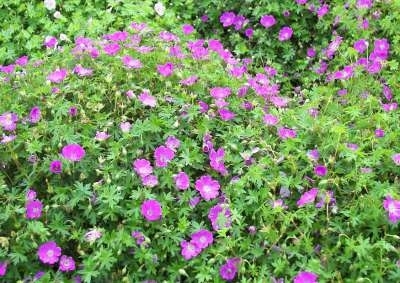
[182,24,195,35]
[141,174,159,188]
[383,196,400,223]
[84,229,102,243]
[133,159,153,177]
[25,199,43,219]
[392,154,400,165]
[0,262,7,277]
[278,26,293,41]
[95,131,110,141]
[174,172,190,190]
[260,15,276,29]
[180,240,201,260]
[43,36,58,48]
[209,148,228,175]
[195,175,220,201]
[140,199,162,221]
[190,229,213,249]
[0,112,18,131]
[37,241,62,264]
[165,136,180,151]
[157,62,174,77]
[122,56,143,69]
[29,106,41,124]
[220,12,236,27]
[297,188,319,207]
[15,55,28,66]
[49,160,62,174]
[314,165,327,176]
[294,271,318,283]
[208,203,232,231]
[59,255,76,272]
[219,258,240,281]
[138,91,157,107]
[277,127,297,139]
[61,144,86,162]
[73,64,93,76]
[103,43,120,56]
[47,69,67,83]
[154,145,175,167]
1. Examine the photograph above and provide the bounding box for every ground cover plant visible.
[1,0,400,282]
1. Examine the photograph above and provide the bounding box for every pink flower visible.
[25,199,43,219]
[182,24,195,35]
[47,69,68,83]
[0,112,18,131]
[95,131,110,141]
[220,12,236,27]
[294,271,318,283]
[84,229,102,243]
[37,241,62,264]
[165,136,180,151]
[0,134,16,144]
[120,122,131,133]
[0,262,7,277]
[218,108,236,121]
[353,39,368,53]
[260,15,276,29]
[103,43,120,56]
[210,87,231,99]
[263,114,279,126]
[141,174,159,187]
[26,189,37,201]
[122,56,143,69]
[174,172,190,190]
[297,188,319,207]
[220,258,240,281]
[61,144,86,162]
[59,255,76,272]
[44,36,58,48]
[317,4,329,18]
[154,146,175,167]
[73,65,93,77]
[314,165,327,176]
[277,127,297,139]
[245,28,254,39]
[278,26,293,41]
[375,129,385,138]
[209,148,228,175]
[103,31,128,42]
[307,149,319,161]
[392,154,400,165]
[15,55,29,66]
[49,160,62,174]
[191,229,213,249]
[208,203,232,231]
[180,240,201,260]
[140,199,162,221]
[195,175,220,201]
[383,195,400,224]
[357,0,373,9]
[133,159,153,177]
[138,91,157,107]
[157,62,174,77]
[180,75,198,86]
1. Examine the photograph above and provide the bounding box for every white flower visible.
[59,33,69,41]
[53,11,62,19]
[44,0,56,10]
[154,2,165,16]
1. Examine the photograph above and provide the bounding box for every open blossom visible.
[15,55,28,66]
[174,172,190,190]
[180,75,198,86]
[0,112,18,131]
[314,165,327,176]
[220,258,240,281]
[138,91,156,107]
[154,2,165,16]
[157,62,174,77]
[219,108,236,121]
[133,159,153,177]
[392,154,400,165]
[44,36,58,48]
[25,199,43,219]
[103,31,128,42]
[195,175,220,201]
[59,255,76,272]
[61,144,85,162]
[141,174,159,187]
[383,195,400,224]
[85,229,102,243]
[354,39,368,53]
[210,87,231,99]
[278,26,293,41]
[49,160,62,174]
[103,43,120,56]
[122,56,143,69]
[208,203,232,231]
[26,189,37,201]
[220,11,236,27]
[47,69,67,83]
[29,106,41,124]
[0,262,7,277]
[260,15,276,29]
[263,114,279,126]
[120,121,131,133]
[294,271,318,283]
[165,136,180,151]
[37,241,62,264]
[357,0,373,9]
[182,24,195,35]
[191,229,213,249]
[73,65,93,77]
[180,240,201,260]
[209,148,228,175]
[297,188,319,207]
[154,145,175,167]
[277,127,297,139]
[95,131,110,141]
[140,199,162,221]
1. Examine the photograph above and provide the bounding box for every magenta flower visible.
[103,43,120,56]
[26,189,37,201]
[140,199,162,221]
[44,36,58,48]
[260,15,276,29]
[218,108,236,121]
[263,114,279,126]
[73,64,93,77]
[209,148,228,175]
[277,127,297,139]
[392,154,400,165]
[357,0,373,9]
[182,24,195,35]
[122,55,143,69]
[354,39,368,53]
[317,4,329,18]
[180,75,198,86]
[307,149,320,161]
[220,258,240,281]
[174,172,190,190]
[0,262,7,277]
[49,160,62,174]
[103,31,128,42]
[294,271,318,283]
[220,11,236,27]
[165,136,180,151]
[47,69,68,83]
[138,91,157,107]
[61,144,85,162]
[25,199,43,219]
[133,159,153,177]
[68,107,78,117]
[131,230,145,246]
[297,188,319,207]
[157,62,174,77]
[383,195,400,224]
[15,55,29,66]
[375,129,385,138]
[195,175,220,201]
[0,64,15,74]
[95,131,110,141]
[245,28,254,39]
[191,229,213,249]
[37,241,62,264]
[210,87,231,99]
[59,255,76,272]
[180,240,201,260]
[154,145,175,167]
[278,26,293,41]
[141,174,159,188]
[29,106,41,124]
[0,112,18,131]
[314,165,327,176]
[208,203,232,231]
